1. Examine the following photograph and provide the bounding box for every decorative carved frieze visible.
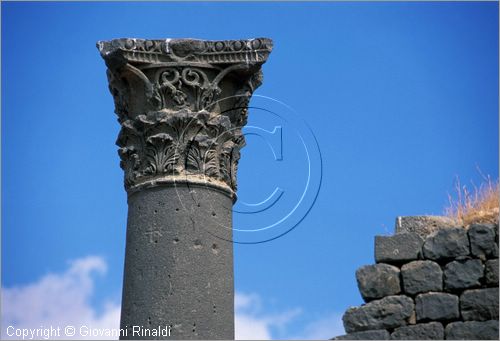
[98,38,272,197]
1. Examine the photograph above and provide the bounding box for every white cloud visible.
[235,314,273,340]
[292,312,345,340]
[235,292,301,340]
[1,256,121,340]
[235,293,345,340]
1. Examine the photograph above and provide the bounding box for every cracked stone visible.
[460,288,499,321]
[375,233,423,264]
[422,228,469,261]
[343,295,414,333]
[415,292,459,321]
[391,322,444,340]
[401,260,442,295]
[356,264,401,301]
[444,259,483,290]
[445,320,499,340]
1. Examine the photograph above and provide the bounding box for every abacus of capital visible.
[97,38,273,340]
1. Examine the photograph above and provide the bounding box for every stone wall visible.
[335,218,499,340]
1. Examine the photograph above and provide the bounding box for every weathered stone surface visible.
[485,259,499,285]
[407,310,417,325]
[460,288,499,321]
[415,292,459,321]
[98,37,273,340]
[390,322,444,340]
[356,264,400,301]
[335,330,390,340]
[121,185,234,339]
[342,295,414,333]
[422,228,469,260]
[445,320,499,340]
[395,216,456,238]
[468,224,499,260]
[98,38,273,196]
[375,233,423,264]
[444,259,483,290]
[401,260,442,295]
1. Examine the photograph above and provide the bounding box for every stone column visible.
[97,38,272,340]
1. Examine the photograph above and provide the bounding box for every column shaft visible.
[97,37,272,340]
[120,185,233,339]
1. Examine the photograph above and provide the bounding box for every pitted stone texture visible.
[460,288,499,321]
[120,185,234,339]
[98,37,273,196]
[415,292,459,321]
[443,259,483,290]
[356,264,400,301]
[445,320,499,340]
[335,330,390,340]
[390,322,444,340]
[468,224,499,260]
[375,233,423,264]
[395,216,456,238]
[401,260,442,295]
[422,228,470,261]
[342,295,414,333]
[99,37,273,341]
[485,259,499,285]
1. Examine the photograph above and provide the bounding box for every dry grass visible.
[445,175,499,227]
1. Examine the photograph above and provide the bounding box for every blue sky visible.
[2,2,498,339]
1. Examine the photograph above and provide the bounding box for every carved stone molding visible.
[98,38,273,197]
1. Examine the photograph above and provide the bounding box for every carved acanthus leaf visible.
[98,38,272,195]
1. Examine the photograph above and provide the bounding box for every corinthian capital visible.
[97,38,273,197]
